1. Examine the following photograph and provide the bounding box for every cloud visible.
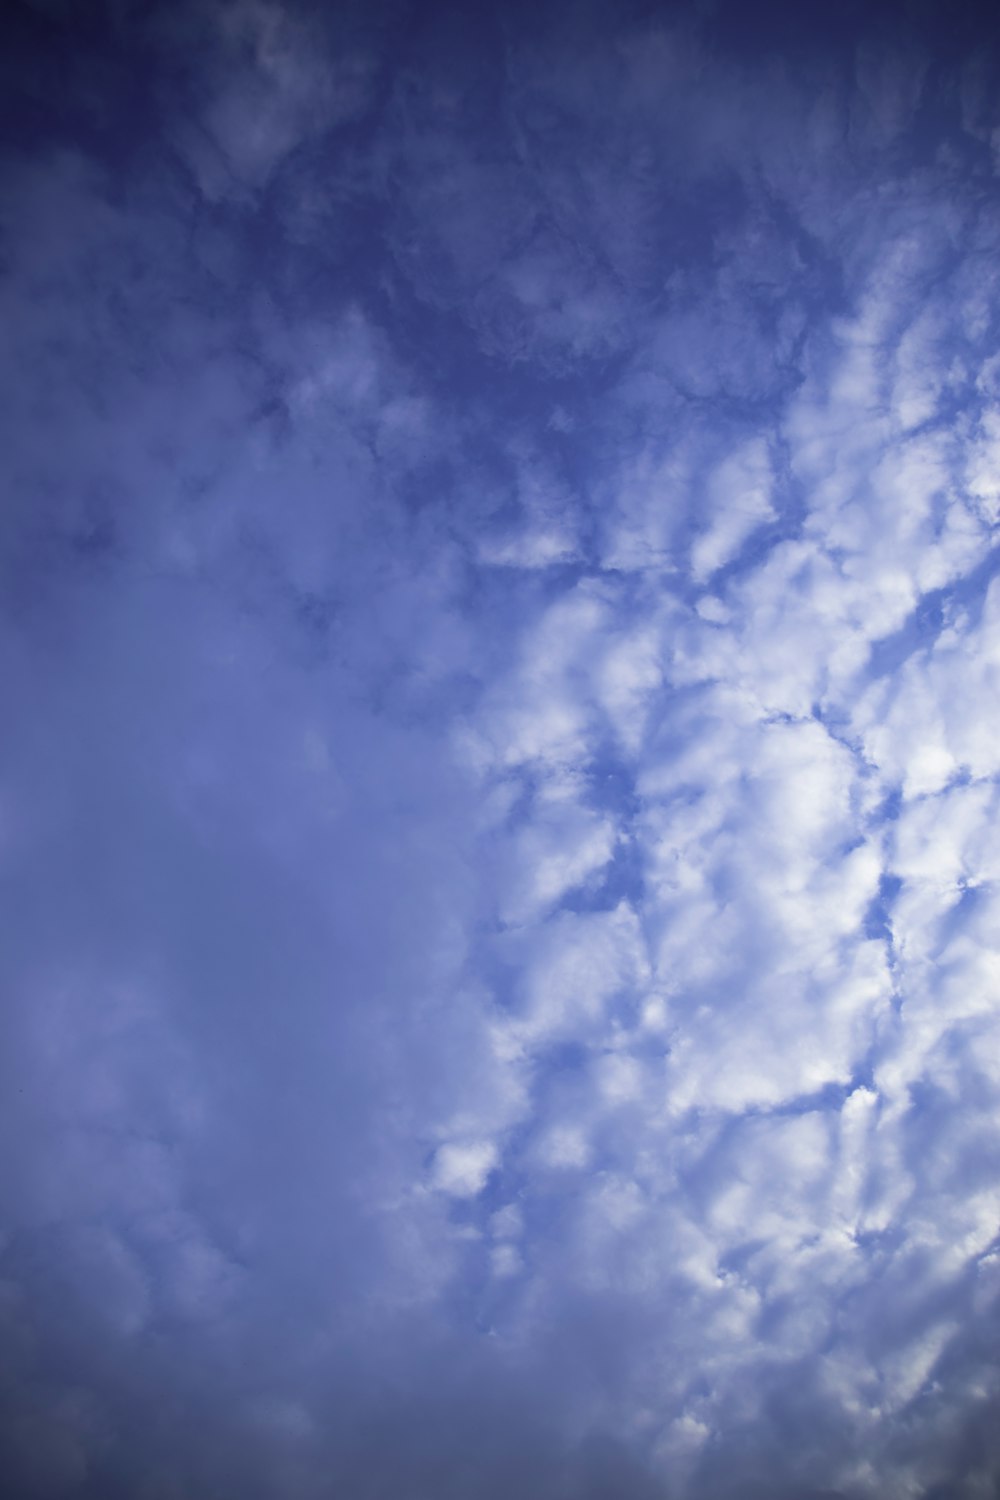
[159,0,374,202]
[2,1,1000,1497]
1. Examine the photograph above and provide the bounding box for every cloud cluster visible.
[2,2,1000,1496]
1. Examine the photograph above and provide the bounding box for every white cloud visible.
[690,439,774,582]
[500,902,649,1050]
[431,1140,499,1198]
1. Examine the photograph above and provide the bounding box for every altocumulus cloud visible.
[2,1,1000,1496]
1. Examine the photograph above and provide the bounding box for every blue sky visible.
[2,1,1000,1496]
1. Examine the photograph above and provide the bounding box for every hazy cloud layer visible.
[2,2,1000,1496]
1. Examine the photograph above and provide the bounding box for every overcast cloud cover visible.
[2,0,1000,1495]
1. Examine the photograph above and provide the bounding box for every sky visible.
[2,0,1000,1496]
